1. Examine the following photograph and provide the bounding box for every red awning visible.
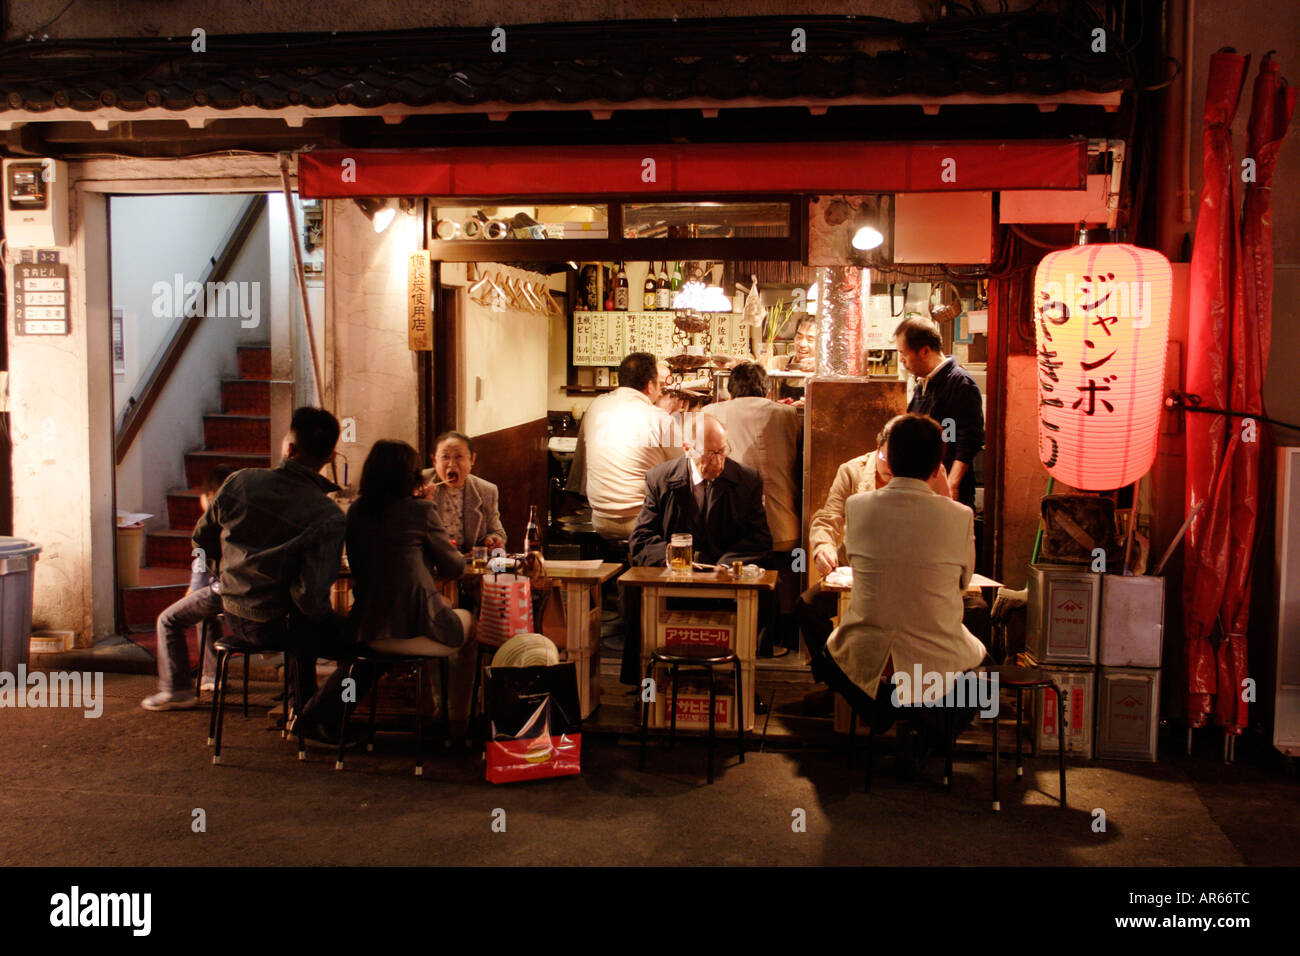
[296,140,1087,198]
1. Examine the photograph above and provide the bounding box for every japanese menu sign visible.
[572,311,749,366]
[13,262,70,335]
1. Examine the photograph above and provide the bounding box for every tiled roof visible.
[0,16,1132,116]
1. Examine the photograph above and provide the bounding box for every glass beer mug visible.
[667,533,693,575]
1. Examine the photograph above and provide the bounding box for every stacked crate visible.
[1026,564,1101,758]
[1095,576,1164,762]
[642,609,756,734]
[1025,565,1164,762]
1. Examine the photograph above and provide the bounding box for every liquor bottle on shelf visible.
[523,505,540,554]
[643,261,658,311]
[670,260,683,295]
[615,262,629,311]
[657,262,671,309]
[604,263,615,312]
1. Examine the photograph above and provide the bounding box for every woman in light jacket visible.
[421,430,506,555]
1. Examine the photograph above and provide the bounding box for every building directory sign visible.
[13,261,70,335]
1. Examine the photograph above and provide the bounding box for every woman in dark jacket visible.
[346,440,472,651]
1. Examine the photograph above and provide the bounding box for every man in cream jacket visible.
[821,413,988,773]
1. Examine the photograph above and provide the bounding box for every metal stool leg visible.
[638,657,654,771]
[1054,683,1066,808]
[1015,687,1024,778]
[991,697,1000,812]
[212,650,232,765]
[439,657,451,749]
[367,665,379,752]
[734,659,745,765]
[414,662,426,776]
[944,706,954,792]
[864,722,874,793]
[241,650,250,718]
[280,654,290,739]
[335,660,358,771]
[707,665,718,784]
[668,663,680,751]
[207,648,225,746]
[470,645,488,744]
[195,620,209,705]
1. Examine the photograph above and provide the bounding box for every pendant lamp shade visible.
[1032,243,1173,490]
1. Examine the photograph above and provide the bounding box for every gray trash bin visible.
[0,537,42,674]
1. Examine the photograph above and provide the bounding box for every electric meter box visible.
[3,159,69,248]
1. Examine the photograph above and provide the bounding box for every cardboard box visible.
[644,660,755,733]
[647,608,757,661]
[1099,575,1165,668]
[1034,665,1096,759]
[1096,666,1160,761]
[1027,564,1100,664]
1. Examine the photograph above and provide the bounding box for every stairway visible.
[119,345,273,657]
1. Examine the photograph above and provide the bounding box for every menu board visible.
[573,311,749,366]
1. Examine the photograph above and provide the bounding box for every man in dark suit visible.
[620,414,773,683]
[894,315,985,510]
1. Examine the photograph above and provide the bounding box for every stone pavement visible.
[0,673,1296,867]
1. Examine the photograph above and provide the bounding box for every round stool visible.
[982,665,1067,811]
[638,644,745,784]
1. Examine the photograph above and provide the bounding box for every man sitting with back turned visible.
[192,406,351,742]
[818,413,988,779]
[581,351,682,541]
[622,414,772,684]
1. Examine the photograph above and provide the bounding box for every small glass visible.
[470,546,489,573]
[667,534,693,575]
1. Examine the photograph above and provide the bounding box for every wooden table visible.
[532,561,623,718]
[618,566,777,733]
[821,571,1004,622]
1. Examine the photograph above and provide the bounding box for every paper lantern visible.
[1032,243,1172,490]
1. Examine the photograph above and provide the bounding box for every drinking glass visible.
[471,546,489,572]
[667,534,693,575]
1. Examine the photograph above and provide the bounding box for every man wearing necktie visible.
[894,315,985,510]
[621,414,773,684]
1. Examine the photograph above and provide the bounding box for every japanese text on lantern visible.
[408,251,432,351]
[1034,270,1135,469]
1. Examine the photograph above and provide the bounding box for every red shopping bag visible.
[478,573,532,645]
[485,662,582,784]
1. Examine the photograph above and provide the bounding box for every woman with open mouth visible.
[420,430,507,560]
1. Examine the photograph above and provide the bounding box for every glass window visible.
[622,202,790,239]
[430,204,608,241]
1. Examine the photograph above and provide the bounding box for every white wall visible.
[110,195,251,420]
[328,198,421,485]
[458,263,551,437]
[112,196,273,530]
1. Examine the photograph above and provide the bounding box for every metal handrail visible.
[113,195,267,466]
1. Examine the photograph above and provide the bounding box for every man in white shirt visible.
[581,352,682,541]
[820,413,989,779]
[703,361,802,653]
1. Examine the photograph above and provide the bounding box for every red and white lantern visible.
[1032,243,1172,490]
